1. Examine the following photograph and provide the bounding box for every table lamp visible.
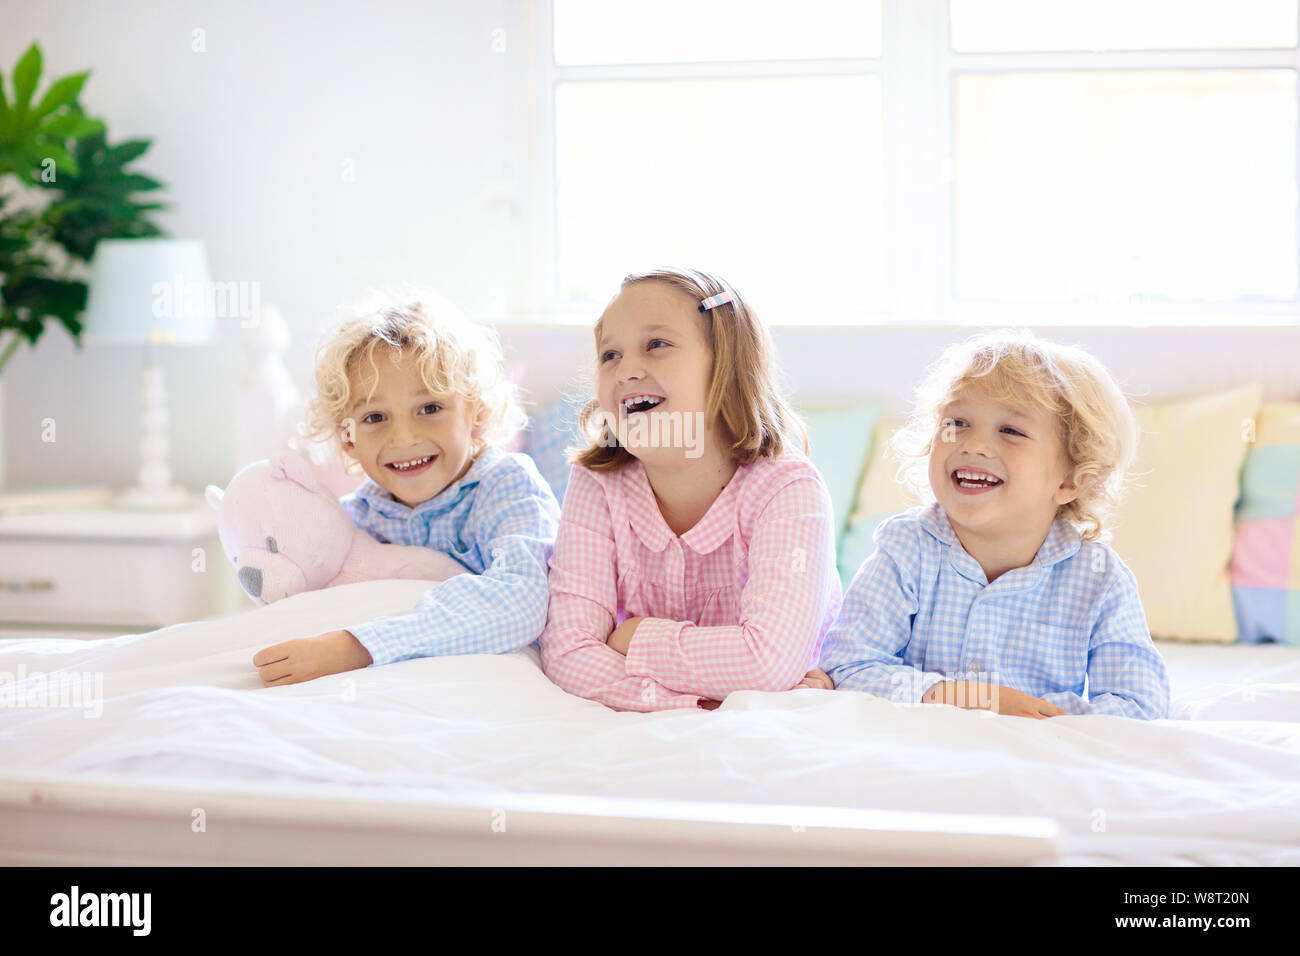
[82,238,216,510]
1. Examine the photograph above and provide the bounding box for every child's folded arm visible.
[818,537,947,702]
[1039,688,1153,718]
[342,468,560,666]
[1038,564,1171,720]
[621,474,841,698]
[539,467,702,712]
[543,584,702,712]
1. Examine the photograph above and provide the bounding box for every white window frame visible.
[524,0,1300,326]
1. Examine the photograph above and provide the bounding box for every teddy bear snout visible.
[234,547,308,605]
[237,565,263,598]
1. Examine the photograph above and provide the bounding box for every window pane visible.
[555,0,881,64]
[555,77,883,316]
[953,70,1297,303]
[952,0,1298,52]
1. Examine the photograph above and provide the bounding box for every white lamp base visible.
[120,345,194,512]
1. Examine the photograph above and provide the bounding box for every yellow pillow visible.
[1110,385,1262,642]
[848,418,924,525]
[849,388,1263,642]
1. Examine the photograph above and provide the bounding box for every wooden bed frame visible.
[0,773,1061,866]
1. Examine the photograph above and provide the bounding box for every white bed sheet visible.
[1,580,1298,865]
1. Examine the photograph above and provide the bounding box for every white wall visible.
[2,1,1298,496]
[2,0,532,491]
[497,321,1300,418]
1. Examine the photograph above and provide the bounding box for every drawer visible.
[0,623,135,640]
[0,535,225,628]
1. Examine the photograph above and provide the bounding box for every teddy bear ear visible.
[269,451,321,492]
[204,485,223,510]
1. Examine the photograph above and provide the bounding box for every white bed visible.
[1,579,1298,866]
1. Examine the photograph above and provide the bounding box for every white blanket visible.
[1,580,1298,865]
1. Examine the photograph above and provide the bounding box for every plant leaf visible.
[0,154,29,178]
[3,275,88,326]
[0,68,10,137]
[11,44,42,119]
[31,70,88,121]
[24,141,77,179]
[107,138,151,165]
[120,173,163,192]
[40,110,103,139]
[36,129,168,260]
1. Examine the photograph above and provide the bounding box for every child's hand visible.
[989,685,1065,718]
[253,630,373,686]
[795,668,834,690]
[605,616,643,656]
[922,681,1065,718]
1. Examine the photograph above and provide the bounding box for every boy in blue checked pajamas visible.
[253,290,559,686]
[817,330,1170,719]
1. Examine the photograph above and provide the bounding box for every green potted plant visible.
[0,42,168,489]
[0,41,168,374]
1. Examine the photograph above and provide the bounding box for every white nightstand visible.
[0,504,244,639]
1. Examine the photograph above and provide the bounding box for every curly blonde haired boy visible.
[252,288,558,686]
[819,330,1170,719]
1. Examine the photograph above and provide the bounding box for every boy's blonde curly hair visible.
[891,329,1139,543]
[300,288,525,476]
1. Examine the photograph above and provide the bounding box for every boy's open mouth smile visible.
[386,454,437,476]
[951,467,1003,495]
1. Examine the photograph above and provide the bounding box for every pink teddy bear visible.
[204,451,469,606]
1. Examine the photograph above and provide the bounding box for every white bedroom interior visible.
[0,0,1298,870]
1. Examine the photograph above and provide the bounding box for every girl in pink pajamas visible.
[538,267,841,711]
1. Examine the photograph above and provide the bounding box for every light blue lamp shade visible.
[82,238,216,344]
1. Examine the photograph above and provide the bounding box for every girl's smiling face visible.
[341,346,483,507]
[927,384,1079,538]
[595,281,714,465]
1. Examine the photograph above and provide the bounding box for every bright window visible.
[954,70,1297,302]
[951,0,1297,52]
[555,76,884,316]
[542,1,1300,322]
[554,0,882,64]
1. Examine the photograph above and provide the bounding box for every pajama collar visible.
[917,500,1083,589]
[619,459,745,555]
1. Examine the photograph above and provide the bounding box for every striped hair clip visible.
[698,292,734,312]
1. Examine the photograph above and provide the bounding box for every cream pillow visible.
[849,389,1262,642]
[1110,385,1262,642]
[848,418,922,525]
[836,419,927,584]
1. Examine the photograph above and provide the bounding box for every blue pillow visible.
[519,394,587,504]
[837,515,888,591]
[797,403,881,574]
